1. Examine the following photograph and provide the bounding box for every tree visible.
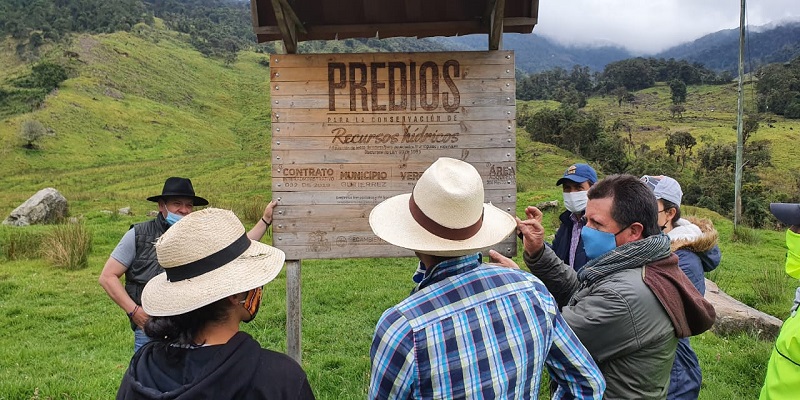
[523,105,629,173]
[755,56,800,114]
[18,119,48,149]
[29,62,68,91]
[665,131,696,167]
[600,58,656,92]
[29,32,43,48]
[785,99,800,119]
[669,79,687,104]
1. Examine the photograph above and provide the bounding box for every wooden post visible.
[489,0,505,50]
[286,259,302,363]
[734,0,746,228]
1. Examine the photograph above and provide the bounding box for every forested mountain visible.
[656,21,800,73]
[433,34,633,73]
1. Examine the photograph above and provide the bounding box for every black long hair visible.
[144,296,234,347]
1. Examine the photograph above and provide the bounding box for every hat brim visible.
[147,194,209,206]
[770,203,800,226]
[141,240,285,316]
[369,193,516,257]
[556,176,590,186]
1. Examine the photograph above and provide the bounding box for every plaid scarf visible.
[577,234,672,284]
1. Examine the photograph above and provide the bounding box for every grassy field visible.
[0,26,798,399]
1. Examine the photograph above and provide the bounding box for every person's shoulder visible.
[595,267,649,296]
[256,348,309,377]
[476,265,555,299]
[258,347,303,366]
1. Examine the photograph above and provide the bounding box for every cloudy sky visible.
[535,0,799,54]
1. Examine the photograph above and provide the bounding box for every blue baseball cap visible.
[556,164,598,186]
[770,203,800,226]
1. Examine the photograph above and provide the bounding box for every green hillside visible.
[0,24,797,399]
[579,82,800,196]
[0,24,274,214]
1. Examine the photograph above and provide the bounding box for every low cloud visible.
[536,0,799,54]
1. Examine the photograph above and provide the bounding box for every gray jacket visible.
[524,247,677,399]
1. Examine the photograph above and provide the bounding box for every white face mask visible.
[563,191,589,214]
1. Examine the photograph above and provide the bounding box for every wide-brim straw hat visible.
[369,157,516,257]
[142,208,285,316]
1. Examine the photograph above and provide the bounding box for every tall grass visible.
[752,265,794,305]
[215,198,266,224]
[1,228,43,260]
[732,226,761,245]
[41,222,92,270]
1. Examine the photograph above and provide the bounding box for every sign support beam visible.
[489,0,505,50]
[286,259,302,363]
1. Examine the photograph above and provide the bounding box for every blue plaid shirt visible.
[369,253,605,399]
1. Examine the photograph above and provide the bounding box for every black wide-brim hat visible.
[147,177,209,206]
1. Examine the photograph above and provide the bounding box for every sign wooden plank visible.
[273,190,517,207]
[270,64,516,82]
[275,230,518,249]
[272,120,515,137]
[273,209,517,232]
[272,95,514,109]
[272,133,514,150]
[272,161,517,191]
[271,106,515,123]
[271,78,515,96]
[270,52,517,259]
[275,237,519,260]
[269,51,514,67]
[273,148,515,165]
[273,201,516,219]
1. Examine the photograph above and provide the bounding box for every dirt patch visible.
[103,86,124,100]
[75,35,101,64]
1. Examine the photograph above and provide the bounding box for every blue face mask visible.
[165,211,183,226]
[581,225,628,260]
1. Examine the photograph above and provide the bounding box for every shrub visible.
[1,229,43,260]
[42,223,92,270]
[18,119,49,149]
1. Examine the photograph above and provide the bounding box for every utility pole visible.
[734,0,746,228]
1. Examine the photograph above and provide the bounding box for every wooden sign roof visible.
[251,0,539,52]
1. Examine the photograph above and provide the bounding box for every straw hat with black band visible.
[369,157,516,257]
[146,177,209,206]
[142,208,285,316]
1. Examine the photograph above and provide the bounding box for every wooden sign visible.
[270,51,517,259]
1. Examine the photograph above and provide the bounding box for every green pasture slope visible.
[0,27,796,399]
[582,81,800,193]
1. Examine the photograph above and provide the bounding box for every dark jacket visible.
[666,217,722,400]
[117,332,315,400]
[551,210,588,271]
[525,241,678,399]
